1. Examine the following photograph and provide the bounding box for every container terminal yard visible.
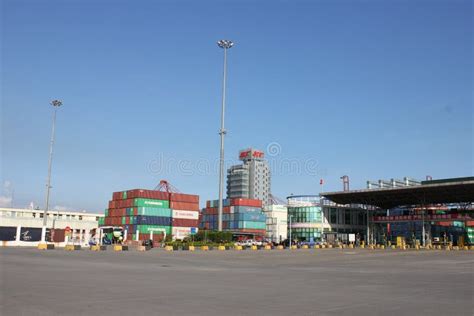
[2,2,473,315]
[1,176,473,315]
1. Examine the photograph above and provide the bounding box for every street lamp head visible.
[51,100,62,107]
[217,40,234,49]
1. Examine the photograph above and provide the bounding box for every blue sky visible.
[1,0,472,212]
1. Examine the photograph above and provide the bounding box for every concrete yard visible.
[1,247,473,316]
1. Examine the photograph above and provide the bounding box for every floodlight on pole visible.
[217,39,233,232]
[41,99,62,243]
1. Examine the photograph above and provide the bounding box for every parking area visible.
[1,247,473,315]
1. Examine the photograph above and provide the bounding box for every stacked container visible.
[102,189,199,241]
[200,198,266,237]
[170,193,200,240]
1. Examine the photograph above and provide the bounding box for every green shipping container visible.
[136,225,171,235]
[104,209,109,217]
[122,191,127,199]
[136,207,172,217]
[134,198,169,208]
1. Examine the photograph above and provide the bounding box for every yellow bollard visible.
[65,244,75,251]
[218,245,226,251]
[302,245,309,249]
[360,244,365,249]
[37,243,48,250]
[328,244,333,249]
[189,245,195,251]
[113,245,122,252]
[349,244,354,249]
[90,245,100,251]
[251,245,258,251]
[380,245,385,250]
[321,245,326,249]
[338,245,343,249]
[291,245,297,250]
[165,246,173,251]
[264,245,272,250]
[391,245,396,249]
[314,245,320,249]
[276,245,284,250]
[201,245,209,251]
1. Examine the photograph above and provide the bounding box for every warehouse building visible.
[0,207,103,246]
[227,148,271,206]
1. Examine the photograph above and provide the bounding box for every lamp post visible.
[41,99,62,243]
[217,39,234,232]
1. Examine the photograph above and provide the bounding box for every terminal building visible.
[286,195,367,243]
[0,207,103,246]
[227,148,271,206]
[321,177,474,246]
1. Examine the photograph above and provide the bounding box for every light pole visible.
[217,39,234,232]
[41,99,62,243]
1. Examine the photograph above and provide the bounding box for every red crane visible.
[154,180,181,193]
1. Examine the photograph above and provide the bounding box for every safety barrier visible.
[37,243,55,250]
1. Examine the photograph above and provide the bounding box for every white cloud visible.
[0,195,13,207]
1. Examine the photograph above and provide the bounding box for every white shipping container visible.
[172,210,199,220]
[172,226,192,239]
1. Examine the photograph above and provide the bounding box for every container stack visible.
[200,198,266,237]
[170,193,200,240]
[102,189,199,241]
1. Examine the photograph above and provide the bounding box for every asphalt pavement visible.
[1,247,473,316]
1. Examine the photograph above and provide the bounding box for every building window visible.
[330,208,337,224]
[344,210,351,225]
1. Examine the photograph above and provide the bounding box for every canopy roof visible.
[321,177,474,209]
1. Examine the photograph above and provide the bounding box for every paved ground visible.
[1,247,473,316]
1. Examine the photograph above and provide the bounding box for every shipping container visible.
[136,225,171,235]
[135,215,172,226]
[172,218,199,227]
[170,201,199,211]
[207,199,231,208]
[126,189,169,201]
[136,207,172,217]
[170,193,199,203]
[231,198,262,208]
[172,209,199,220]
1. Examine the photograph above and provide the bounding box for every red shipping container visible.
[127,189,170,201]
[112,192,122,200]
[138,233,150,241]
[170,201,200,211]
[206,200,211,208]
[152,234,165,242]
[231,198,262,208]
[172,218,199,227]
[466,221,474,227]
[170,193,199,203]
